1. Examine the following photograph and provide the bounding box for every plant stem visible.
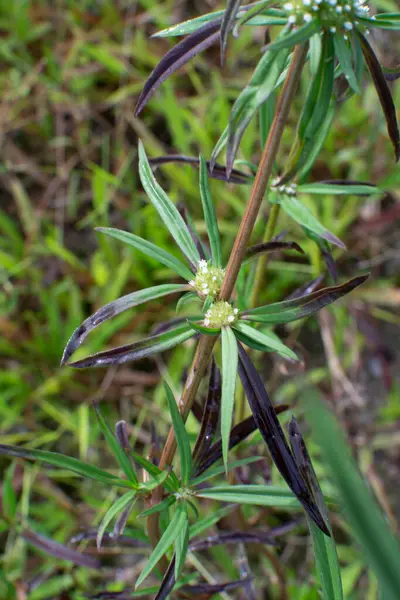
[249,203,281,308]
[147,43,308,562]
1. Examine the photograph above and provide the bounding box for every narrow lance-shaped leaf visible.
[174,503,189,579]
[334,33,360,94]
[195,404,288,476]
[182,578,253,596]
[289,418,343,600]
[224,42,290,175]
[266,20,319,52]
[189,530,276,552]
[237,344,329,534]
[197,483,300,508]
[154,555,176,600]
[177,202,208,261]
[131,451,178,493]
[97,227,194,281]
[220,0,242,64]
[150,154,251,184]
[357,30,400,161]
[135,20,221,116]
[138,142,201,267]
[0,444,131,488]
[165,383,192,484]
[279,194,345,249]
[192,360,221,466]
[190,456,264,485]
[233,321,298,360]
[305,389,400,600]
[221,326,239,471]
[199,156,222,267]
[242,274,368,324]
[68,322,195,369]
[94,404,138,484]
[23,529,101,569]
[135,503,187,589]
[297,181,380,196]
[245,240,304,260]
[97,491,136,549]
[61,284,188,365]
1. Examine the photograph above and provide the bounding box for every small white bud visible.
[227,315,235,323]
[288,15,296,23]
[344,21,353,29]
[303,13,312,22]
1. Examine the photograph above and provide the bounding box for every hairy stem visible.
[147,43,308,562]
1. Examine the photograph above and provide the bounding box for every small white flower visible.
[234,308,239,314]
[189,280,195,287]
[288,15,297,23]
[330,25,337,32]
[227,315,235,323]
[284,2,293,9]
[336,5,343,13]
[204,319,210,326]
[344,21,353,29]
[303,13,312,22]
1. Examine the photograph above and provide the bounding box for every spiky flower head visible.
[283,0,369,34]
[272,180,298,197]
[204,301,239,329]
[189,260,225,297]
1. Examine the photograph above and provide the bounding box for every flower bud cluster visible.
[283,0,369,34]
[189,260,225,297]
[273,181,298,196]
[204,301,239,328]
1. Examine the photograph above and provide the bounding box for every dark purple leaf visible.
[155,555,176,600]
[69,529,148,547]
[149,155,251,184]
[115,421,131,451]
[195,404,288,476]
[192,360,221,466]
[61,285,187,366]
[245,240,305,260]
[113,501,135,539]
[182,577,252,595]
[320,244,338,283]
[23,529,100,569]
[382,65,400,82]
[220,1,243,64]
[288,417,327,519]
[237,343,330,535]
[358,31,400,161]
[151,317,186,336]
[68,323,194,368]
[135,20,221,116]
[243,274,369,323]
[286,275,325,300]
[189,530,276,552]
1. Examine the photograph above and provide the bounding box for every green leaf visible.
[3,464,17,521]
[221,327,239,472]
[358,15,400,30]
[165,383,192,485]
[196,484,300,508]
[139,495,176,518]
[334,33,360,94]
[297,182,380,196]
[94,405,138,485]
[131,451,179,493]
[233,321,298,360]
[189,505,234,538]
[188,320,221,336]
[279,195,345,249]
[305,390,400,600]
[174,502,189,579]
[190,456,264,485]
[97,227,193,281]
[97,491,136,549]
[135,502,187,588]
[0,444,132,489]
[243,275,368,324]
[176,292,201,313]
[267,20,319,51]
[309,519,344,600]
[220,0,242,63]
[154,12,225,38]
[138,141,200,267]
[199,155,222,267]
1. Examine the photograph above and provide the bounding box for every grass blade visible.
[165,382,192,484]
[221,326,239,471]
[305,389,400,600]
[199,155,222,267]
[97,227,193,281]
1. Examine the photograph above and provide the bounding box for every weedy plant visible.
[1,1,400,599]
